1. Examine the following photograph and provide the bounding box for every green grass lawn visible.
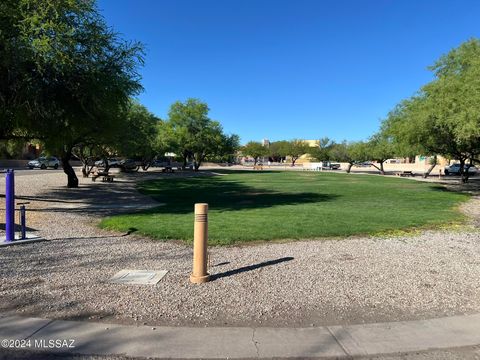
[99,171,469,245]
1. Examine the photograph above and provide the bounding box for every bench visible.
[161,166,175,173]
[396,171,415,177]
[92,171,115,182]
[253,165,263,170]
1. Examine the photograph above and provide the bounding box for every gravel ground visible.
[0,170,480,328]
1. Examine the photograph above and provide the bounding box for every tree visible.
[0,139,25,159]
[308,137,335,162]
[333,141,370,173]
[285,139,309,166]
[268,141,289,162]
[73,142,107,177]
[242,141,267,165]
[366,133,396,175]
[114,102,161,170]
[163,99,238,171]
[214,134,240,163]
[383,39,480,183]
[0,0,144,187]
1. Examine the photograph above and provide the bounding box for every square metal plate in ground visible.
[109,269,168,285]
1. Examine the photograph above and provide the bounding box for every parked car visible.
[354,162,372,167]
[28,156,60,169]
[152,159,194,170]
[94,158,121,168]
[322,161,341,170]
[444,163,478,175]
[119,159,140,172]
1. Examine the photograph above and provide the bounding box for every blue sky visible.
[98,0,480,144]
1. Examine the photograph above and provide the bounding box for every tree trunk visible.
[254,157,258,165]
[81,159,94,178]
[193,153,202,172]
[346,163,353,173]
[61,148,79,188]
[81,163,88,177]
[423,164,435,178]
[100,157,111,173]
[370,162,384,175]
[141,158,151,171]
[423,155,437,178]
[460,158,469,183]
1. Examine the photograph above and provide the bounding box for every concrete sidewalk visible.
[1,313,480,359]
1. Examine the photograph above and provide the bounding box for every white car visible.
[28,156,60,169]
[444,163,478,175]
[94,158,121,168]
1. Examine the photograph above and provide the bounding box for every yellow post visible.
[190,203,210,284]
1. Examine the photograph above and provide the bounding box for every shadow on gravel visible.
[11,179,159,216]
[17,172,339,216]
[210,257,294,281]
[0,223,38,232]
[45,231,136,241]
[3,171,221,217]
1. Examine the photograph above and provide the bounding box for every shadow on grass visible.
[13,170,338,216]
[429,185,454,193]
[138,177,339,214]
[211,169,284,175]
[210,257,294,281]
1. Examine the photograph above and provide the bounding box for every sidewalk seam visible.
[327,326,351,358]
[251,327,259,357]
[24,319,55,340]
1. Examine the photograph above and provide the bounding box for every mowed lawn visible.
[100,171,469,245]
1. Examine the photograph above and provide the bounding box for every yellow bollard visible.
[190,203,210,284]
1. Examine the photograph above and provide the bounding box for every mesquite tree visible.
[0,0,144,187]
[383,39,480,183]
[161,99,239,170]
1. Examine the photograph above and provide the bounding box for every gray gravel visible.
[1,170,480,328]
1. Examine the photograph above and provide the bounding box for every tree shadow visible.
[210,257,294,281]
[0,223,38,232]
[429,185,454,193]
[16,172,339,216]
[212,169,284,175]
[137,176,339,215]
[6,181,159,216]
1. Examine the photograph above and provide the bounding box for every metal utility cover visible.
[109,269,168,285]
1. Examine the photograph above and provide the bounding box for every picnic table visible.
[161,166,175,173]
[92,171,115,182]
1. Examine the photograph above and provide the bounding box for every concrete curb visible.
[1,313,480,358]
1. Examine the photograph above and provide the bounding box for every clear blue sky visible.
[98,0,480,144]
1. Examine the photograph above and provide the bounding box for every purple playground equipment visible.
[3,169,28,242]
[5,169,15,242]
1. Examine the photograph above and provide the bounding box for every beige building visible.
[296,140,453,173]
[296,139,320,164]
